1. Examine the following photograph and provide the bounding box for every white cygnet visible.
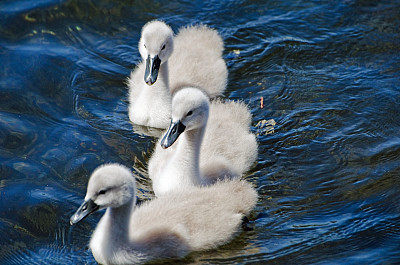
[149,87,258,196]
[127,20,228,129]
[70,163,257,265]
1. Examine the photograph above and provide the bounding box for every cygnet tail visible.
[213,179,258,215]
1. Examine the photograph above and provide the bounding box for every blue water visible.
[1,0,400,264]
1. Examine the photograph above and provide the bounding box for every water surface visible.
[1,0,400,264]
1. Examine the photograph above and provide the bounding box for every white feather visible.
[128,20,228,129]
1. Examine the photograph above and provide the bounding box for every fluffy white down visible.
[75,164,257,265]
[168,24,227,97]
[149,87,258,196]
[128,20,228,129]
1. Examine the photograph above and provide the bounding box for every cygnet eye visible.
[144,44,147,49]
[187,110,193,116]
[98,189,107,195]
[161,44,166,50]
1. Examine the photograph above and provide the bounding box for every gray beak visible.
[161,120,186,149]
[144,55,161,85]
[70,199,99,225]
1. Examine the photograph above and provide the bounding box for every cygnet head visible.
[161,87,210,149]
[70,164,136,225]
[139,20,174,85]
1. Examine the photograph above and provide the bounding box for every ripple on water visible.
[1,244,95,265]
[0,113,38,156]
[1,0,400,264]
[0,180,97,264]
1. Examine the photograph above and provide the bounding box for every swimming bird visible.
[70,163,257,265]
[148,87,258,196]
[127,20,228,129]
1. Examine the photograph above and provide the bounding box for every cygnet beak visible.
[70,199,99,225]
[144,55,161,85]
[161,120,186,149]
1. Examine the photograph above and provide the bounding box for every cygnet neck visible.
[159,61,170,91]
[102,198,135,244]
[91,197,142,265]
[174,122,207,186]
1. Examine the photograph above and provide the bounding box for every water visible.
[1,0,399,264]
